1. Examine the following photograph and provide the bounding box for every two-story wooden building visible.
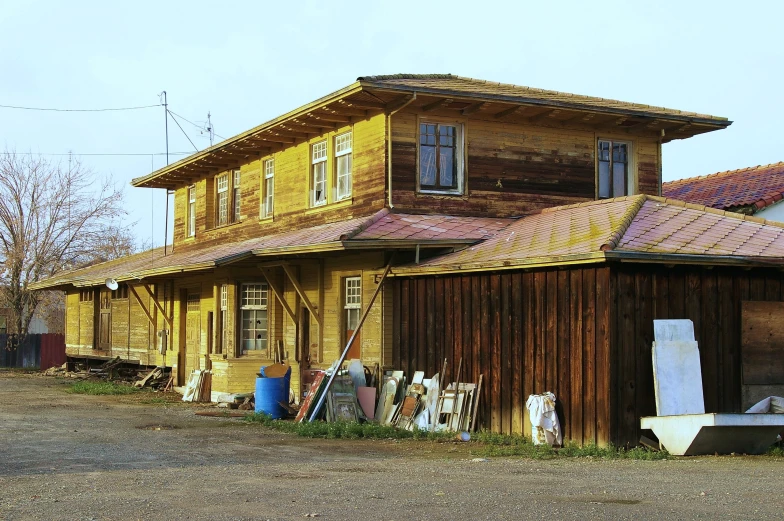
[35,74,753,445]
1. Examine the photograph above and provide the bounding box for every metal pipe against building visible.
[308,257,394,422]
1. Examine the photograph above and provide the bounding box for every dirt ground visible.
[1,372,783,521]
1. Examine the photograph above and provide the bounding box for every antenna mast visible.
[206,112,214,146]
[160,91,170,256]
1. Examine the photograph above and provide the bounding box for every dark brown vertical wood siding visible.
[393,264,784,447]
[392,267,613,446]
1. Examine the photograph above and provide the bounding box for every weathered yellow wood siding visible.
[390,109,661,216]
[171,114,387,251]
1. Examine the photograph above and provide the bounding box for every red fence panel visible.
[39,334,66,370]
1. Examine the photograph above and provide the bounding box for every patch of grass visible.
[66,381,140,395]
[765,445,784,457]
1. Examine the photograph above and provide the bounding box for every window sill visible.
[415,190,467,198]
[259,215,274,223]
[305,197,353,215]
[182,236,196,243]
[209,220,244,232]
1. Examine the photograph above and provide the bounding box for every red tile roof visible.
[662,162,784,211]
[31,210,514,289]
[399,195,784,274]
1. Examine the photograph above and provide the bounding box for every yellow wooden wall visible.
[171,114,387,251]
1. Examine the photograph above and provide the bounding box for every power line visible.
[166,109,199,152]
[0,151,193,157]
[168,109,227,140]
[0,103,160,112]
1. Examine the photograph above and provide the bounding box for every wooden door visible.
[185,293,201,376]
[98,289,111,349]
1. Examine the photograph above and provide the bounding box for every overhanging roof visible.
[392,195,784,276]
[30,211,514,290]
[133,74,731,189]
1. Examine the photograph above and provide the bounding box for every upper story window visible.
[216,173,229,226]
[187,185,196,237]
[233,170,241,221]
[311,140,327,207]
[79,289,93,303]
[214,170,241,227]
[240,283,268,354]
[598,139,631,199]
[419,122,464,194]
[335,132,352,201]
[262,158,274,218]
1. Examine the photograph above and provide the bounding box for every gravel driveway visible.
[1,372,782,520]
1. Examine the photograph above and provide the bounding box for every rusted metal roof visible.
[395,195,784,274]
[663,162,784,212]
[31,210,514,290]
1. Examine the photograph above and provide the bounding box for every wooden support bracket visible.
[281,264,322,326]
[259,268,297,324]
[142,283,173,327]
[128,285,156,329]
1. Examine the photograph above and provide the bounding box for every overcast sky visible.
[1,0,782,247]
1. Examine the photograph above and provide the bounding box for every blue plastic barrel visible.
[254,366,292,419]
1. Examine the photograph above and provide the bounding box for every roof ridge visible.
[600,195,649,251]
[357,74,455,81]
[336,208,390,241]
[663,161,784,187]
[649,195,784,229]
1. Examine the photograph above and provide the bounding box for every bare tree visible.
[0,150,127,335]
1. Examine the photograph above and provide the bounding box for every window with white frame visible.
[311,140,327,207]
[240,283,268,353]
[187,185,196,237]
[233,170,241,221]
[216,173,229,226]
[597,139,631,199]
[419,122,463,194]
[262,158,274,218]
[335,132,352,201]
[344,276,361,343]
[219,284,228,354]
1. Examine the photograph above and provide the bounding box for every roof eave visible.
[358,80,731,129]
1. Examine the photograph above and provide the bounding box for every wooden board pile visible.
[133,366,171,390]
[182,370,212,402]
[294,358,483,433]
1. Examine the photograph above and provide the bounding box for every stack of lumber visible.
[182,370,212,402]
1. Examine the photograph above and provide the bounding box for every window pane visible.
[264,177,274,216]
[217,191,228,225]
[346,308,360,330]
[612,161,627,197]
[598,161,610,199]
[312,141,327,162]
[336,153,352,199]
[313,162,326,205]
[420,145,437,186]
[439,147,455,188]
[234,187,241,221]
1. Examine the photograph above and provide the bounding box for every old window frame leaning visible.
[239,282,268,355]
[417,122,464,195]
[187,185,196,237]
[261,158,274,218]
[311,140,328,207]
[597,139,632,199]
[334,131,352,201]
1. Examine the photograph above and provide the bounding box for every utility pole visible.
[160,91,170,256]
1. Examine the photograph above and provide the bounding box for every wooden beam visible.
[339,99,386,110]
[323,105,368,117]
[385,94,416,113]
[307,113,351,123]
[462,102,486,116]
[494,105,524,119]
[128,285,156,329]
[259,268,296,323]
[281,264,322,326]
[528,108,562,124]
[614,117,629,126]
[421,98,454,112]
[142,284,173,327]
